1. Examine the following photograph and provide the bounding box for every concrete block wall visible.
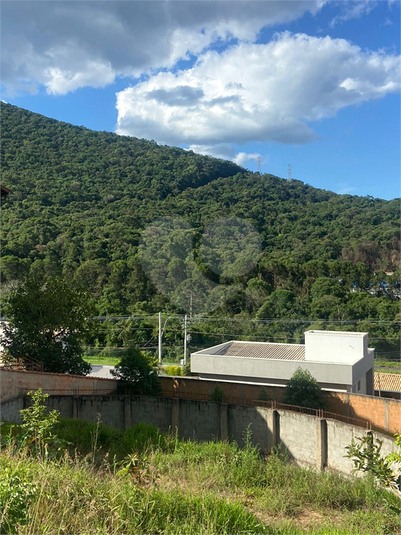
[326,420,364,474]
[228,405,272,451]
[4,391,397,477]
[1,396,24,422]
[179,400,221,441]
[2,369,400,435]
[279,411,318,466]
[128,397,173,433]
[13,394,395,478]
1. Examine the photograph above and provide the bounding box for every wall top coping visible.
[0,367,117,382]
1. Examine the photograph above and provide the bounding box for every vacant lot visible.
[1,419,399,535]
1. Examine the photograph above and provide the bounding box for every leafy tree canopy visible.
[111,347,162,396]
[2,276,93,375]
[282,368,326,410]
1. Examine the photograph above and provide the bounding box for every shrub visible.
[112,346,162,396]
[165,365,182,376]
[282,368,326,410]
[0,463,37,534]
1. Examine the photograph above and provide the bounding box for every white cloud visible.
[234,153,263,167]
[330,1,377,27]
[187,144,237,160]
[186,144,263,167]
[116,33,401,149]
[45,62,116,95]
[1,1,324,95]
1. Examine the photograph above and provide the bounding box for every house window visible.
[357,380,361,391]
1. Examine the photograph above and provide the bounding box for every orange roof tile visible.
[374,372,401,392]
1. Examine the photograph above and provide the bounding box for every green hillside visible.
[1,103,399,357]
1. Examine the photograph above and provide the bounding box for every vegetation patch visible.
[1,394,399,534]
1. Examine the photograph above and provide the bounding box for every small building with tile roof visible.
[374,372,401,399]
[191,330,374,395]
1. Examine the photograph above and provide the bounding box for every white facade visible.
[191,330,375,394]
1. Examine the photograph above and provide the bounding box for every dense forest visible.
[1,103,400,359]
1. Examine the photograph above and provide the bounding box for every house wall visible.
[191,353,355,387]
[305,331,368,363]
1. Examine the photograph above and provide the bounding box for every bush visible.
[282,368,326,410]
[0,462,37,534]
[165,365,182,376]
[112,346,162,396]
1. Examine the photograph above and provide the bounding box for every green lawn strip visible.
[83,355,120,367]
[374,361,401,375]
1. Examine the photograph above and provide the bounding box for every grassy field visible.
[83,355,120,367]
[1,419,399,535]
[374,359,401,374]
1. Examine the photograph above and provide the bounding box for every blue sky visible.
[1,1,400,200]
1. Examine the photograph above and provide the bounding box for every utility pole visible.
[183,314,188,365]
[158,312,162,364]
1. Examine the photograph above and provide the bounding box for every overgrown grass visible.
[1,419,399,535]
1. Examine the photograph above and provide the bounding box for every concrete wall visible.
[2,369,400,435]
[191,352,356,389]
[1,396,24,422]
[279,411,319,466]
[14,394,397,477]
[326,419,364,474]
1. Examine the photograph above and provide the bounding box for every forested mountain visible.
[1,103,399,357]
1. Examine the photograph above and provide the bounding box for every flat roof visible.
[198,341,305,361]
[306,330,368,337]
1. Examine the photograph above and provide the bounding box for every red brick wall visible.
[1,368,118,401]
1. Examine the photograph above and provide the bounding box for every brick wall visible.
[0,368,118,401]
[159,376,400,434]
[2,369,400,435]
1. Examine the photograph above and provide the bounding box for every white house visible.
[190,330,374,394]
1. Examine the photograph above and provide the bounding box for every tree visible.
[2,276,93,375]
[111,347,162,396]
[282,368,326,410]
